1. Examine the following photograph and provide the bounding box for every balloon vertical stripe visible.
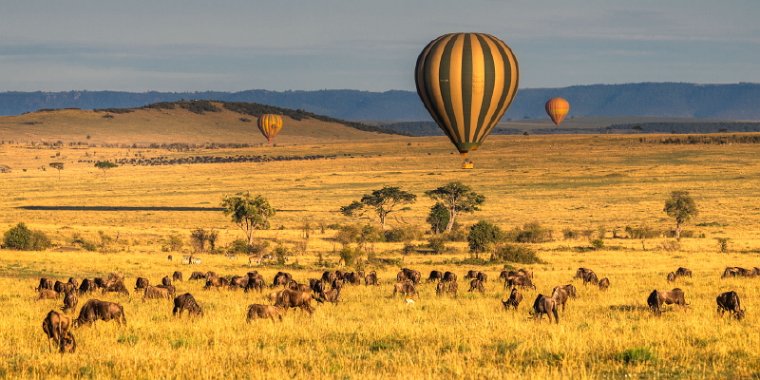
[257,114,283,143]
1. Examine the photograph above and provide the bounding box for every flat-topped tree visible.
[49,162,63,180]
[425,182,485,233]
[341,186,416,229]
[663,190,698,241]
[221,192,275,245]
[94,161,117,176]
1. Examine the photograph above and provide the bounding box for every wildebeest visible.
[442,271,457,283]
[476,272,488,283]
[36,277,54,292]
[93,277,107,290]
[246,304,284,322]
[365,271,379,286]
[189,271,206,280]
[78,278,95,295]
[204,276,225,290]
[464,270,478,280]
[392,280,417,299]
[228,275,248,289]
[647,288,688,315]
[173,293,203,317]
[468,279,485,293]
[322,271,337,285]
[721,267,753,278]
[134,277,150,291]
[343,272,361,285]
[506,275,536,290]
[245,273,265,293]
[550,286,570,312]
[436,281,458,297]
[53,280,75,295]
[583,271,599,286]
[675,267,692,277]
[143,285,172,300]
[62,290,78,314]
[716,291,744,320]
[156,284,176,298]
[598,277,610,290]
[532,294,559,323]
[502,287,523,310]
[400,268,421,284]
[574,267,594,280]
[517,268,534,279]
[666,272,677,282]
[161,276,172,286]
[105,280,130,296]
[67,277,79,289]
[427,270,443,283]
[75,299,127,326]
[319,287,341,304]
[288,280,311,293]
[309,279,325,294]
[272,272,293,288]
[275,289,315,314]
[555,284,577,298]
[172,271,183,282]
[42,310,76,353]
[38,289,59,300]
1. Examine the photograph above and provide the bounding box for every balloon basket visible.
[461,161,474,169]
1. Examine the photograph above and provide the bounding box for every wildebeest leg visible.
[552,308,559,324]
[717,306,724,317]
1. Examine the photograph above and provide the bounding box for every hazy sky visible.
[1,0,759,92]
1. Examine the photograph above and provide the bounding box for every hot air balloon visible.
[257,114,283,143]
[545,97,570,126]
[415,33,519,169]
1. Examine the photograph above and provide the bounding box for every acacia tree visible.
[94,161,118,176]
[221,192,275,245]
[425,182,485,232]
[663,190,698,241]
[340,186,416,229]
[49,162,64,180]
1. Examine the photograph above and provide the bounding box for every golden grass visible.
[1,132,760,378]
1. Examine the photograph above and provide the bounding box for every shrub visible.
[508,222,553,243]
[625,225,660,239]
[70,233,97,251]
[443,222,467,242]
[616,347,656,364]
[161,234,184,252]
[272,244,290,265]
[562,228,579,240]
[339,246,363,266]
[491,244,544,264]
[715,237,730,253]
[591,239,605,249]
[427,236,447,254]
[3,223,52,251]
[227,239,269,255]
[384,227,419,242]
[468,221,504,257]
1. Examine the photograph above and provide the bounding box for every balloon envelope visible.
[415,33,519,154]
[545,97,570,126]
[257,114,283,142]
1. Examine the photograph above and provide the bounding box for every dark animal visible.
[427,270,443,283]
[229,276,248,289]
[143,285,172,300]
[93,277,107,290]
[105,280,130,296]
[54,280,74,294]
[647,288,688,315]
[401,268,421,284]
[476,272,488,283]
[244,274,265,293]
[322,271,337,285]
[309,279,325,294]
[246,304,284,322]
[173,293,203,317]
[135,277,150,291]
[75,299,127,326]
[36,277,53,292]
[204,277,225,290]
[275,289,315,314]
[272,272,293,288]
[532,294,559,323]
[42,310,75,353]
[189,271,206,280]
[498,270,510,282]
[557,284,577,298]
[502,287,523,310]
[38,289,58,300]
[365,271,379,286]
[67,277,79,289]
[716,291,744,320]
[551,286,570,311]
[78,279,95,295]
[574,268,593,280]
[506,275,536,290]
[344,272,361,285]
[161,276,172,286]
[583,271,599,286]
[517,268,534,279]
[598,277,610,290]
[666,272,677,282]
[465,270,478,280]
[468,279,485,293]
[392,280,417,299]
[442,271,457,283]
[319,287,341,304]
[172,271,183,282]
[675,267,692,277]
[436,281,458,297]
[62,290,78,314]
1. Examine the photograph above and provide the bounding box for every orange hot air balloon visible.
[545,97,570,126]
[257,114,283,143]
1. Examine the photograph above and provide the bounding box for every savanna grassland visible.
[2,127,760,378]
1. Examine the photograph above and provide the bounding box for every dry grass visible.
[1,132,760,378]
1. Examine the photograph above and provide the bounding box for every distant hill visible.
[2,82,760,121]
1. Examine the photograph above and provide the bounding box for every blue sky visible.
[1,0,758,92]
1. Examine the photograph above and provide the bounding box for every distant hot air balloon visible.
[257,114,283,143]
[545,97,570,126]
[415,32,519,168]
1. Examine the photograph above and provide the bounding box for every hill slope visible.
[0,100,400,145]
[1,83,759,121]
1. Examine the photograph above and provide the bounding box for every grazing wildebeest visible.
[204,277,224,290]
[468,279,485,293]
[93,277,107,290]
[502,288,523,310]
[667,272,677,282]
[716,291,744,320]
[392,280,417,299]
[476,272,488,283]
[721,267,744,278]
[344,272,361,285]
[583,271,599,286]
[161,276,172,286]
[319,287,341,304]
[105,280,130,296]
[517,268,534,279]
[173,293,203,317]
[75,299,127,326]
[167,254,173,261]
[246,304,284,322]
[499,270,510,282]
[365,271,379,286]
[36,278,54,292]
[533,294,559,324]
[574,268,593,280]
[229,276,248,289]
[143,285,172,300]
[551,286,570,311]
[272,272,293,288]
[442,271,457,283]
[427,270,443,283]
[135,277,150,291]
[42,310,76,353]
[322,271,337,285]
[38,289,59,300]
[598,277,610,290]
[78,279,95,295]
[676,267,692,277]
[556,284,576,298]
[67,277,79,289]
[506,275,536,290]
[172,271,183,282]
[62,290,78,314]
[275,289,315,314]
[647,288,688,315]
[309,278,325,294]
[244,274,265,293]
[189,271,206,280]
[465,270,478,280]
[400,268,421,285]
[436,281,458,297]
[54,280,74,294]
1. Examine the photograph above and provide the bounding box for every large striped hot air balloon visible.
[257,114,283,143]
[415,32,519,166]
[545,97,570,126]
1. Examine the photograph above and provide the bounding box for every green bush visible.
[427,236,447,254]
[426,202,450,234]
[625,225,660,239]
[339,246,363,266]
[467,221,504,257]
[491,244,544,264]
[562,228,579,240]
[591,239,605,249]
[3,223,52,251]
[616,347,656,364]
[384,227,419,242]
[161,234,184,252]
[507,222,553,243]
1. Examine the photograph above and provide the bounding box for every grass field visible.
[1,131,760,378]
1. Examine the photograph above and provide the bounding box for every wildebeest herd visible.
[35,265,751,353]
